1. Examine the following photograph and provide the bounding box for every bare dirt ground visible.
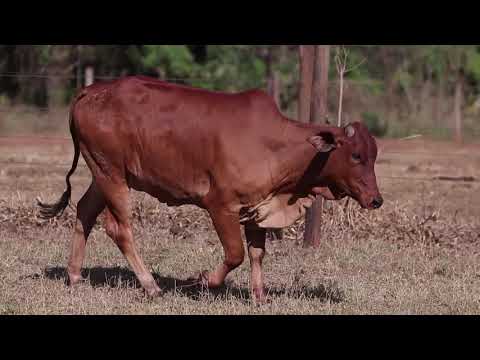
[1,135,479,315]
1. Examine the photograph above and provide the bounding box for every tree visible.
[303,45,330,248]
[0,45,19,102]
[2,45,480,142]
[141,45,196,80]
[264,46,284,242]
[43,45,75,108]
[298,46,315,123]
[266,46,281,107]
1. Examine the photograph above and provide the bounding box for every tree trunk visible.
[76,45,83,90]
[303,45,330,248]
[266,47,281,109]
[268,72,281,108]
[3,45,18,102]
[46,45,73,108]
[15,46,45,106]
[434,66,447,127]
[403,84,417,119]
[432,82,440,126]
[266,46,283,242]
[298,45,315,123]
[310,46,330,124]
[454,70,464,144]
[380,47,395,121]
[420,71,432,125]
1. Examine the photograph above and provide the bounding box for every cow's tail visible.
[37,103,80,219]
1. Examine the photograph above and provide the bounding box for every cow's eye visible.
[352,153,361,161]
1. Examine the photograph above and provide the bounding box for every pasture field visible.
[0,135,480,315]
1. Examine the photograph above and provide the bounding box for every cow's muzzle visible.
[369,196,383,209]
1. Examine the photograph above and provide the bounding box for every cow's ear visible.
[308,131,337,153]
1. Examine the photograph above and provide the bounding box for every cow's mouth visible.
[351,194,384,210]
[312,183,383,211]
[328,183,349,200]
[311,184,347,200]
[331,183,372,209]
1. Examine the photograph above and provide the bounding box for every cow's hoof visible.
[252,288,270,305]
[67,273,87,286]
[187,271,223,289]
[253,297,271,306]
[145,285,162,298]
[197,271,210,288]
[186,271,207,287]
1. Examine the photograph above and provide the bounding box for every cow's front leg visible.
[245,224,267,304]
[198,207,245,288]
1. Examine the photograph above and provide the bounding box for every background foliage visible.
[1,45,479,140]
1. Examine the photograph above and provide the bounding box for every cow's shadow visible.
[39,266,344,304]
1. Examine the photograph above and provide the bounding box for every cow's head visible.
[307,122,383,210]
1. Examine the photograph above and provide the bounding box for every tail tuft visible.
[37,188,71,219]
[37,103,80,220]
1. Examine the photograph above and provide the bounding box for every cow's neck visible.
[240,119,330,229]
[269,119,328,196]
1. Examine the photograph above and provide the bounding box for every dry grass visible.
[1,134,480,315]
[0,106,69,136]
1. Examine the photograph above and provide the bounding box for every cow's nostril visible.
[371,197,383,209]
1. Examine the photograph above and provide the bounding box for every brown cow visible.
[38,76,383,303]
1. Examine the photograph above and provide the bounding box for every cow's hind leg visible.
[102,185,161,297]
[197,208,245,288]
[245,224,267,304]
[68,181,106,286]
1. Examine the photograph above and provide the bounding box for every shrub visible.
[361,111,388,137]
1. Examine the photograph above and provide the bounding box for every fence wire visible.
[0,158,477,184]
[0,71,384,84]
[1,135,478,160]
[0,72,202,82]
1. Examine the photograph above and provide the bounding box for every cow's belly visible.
[239,193,316,229]
[126,165,211,207]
